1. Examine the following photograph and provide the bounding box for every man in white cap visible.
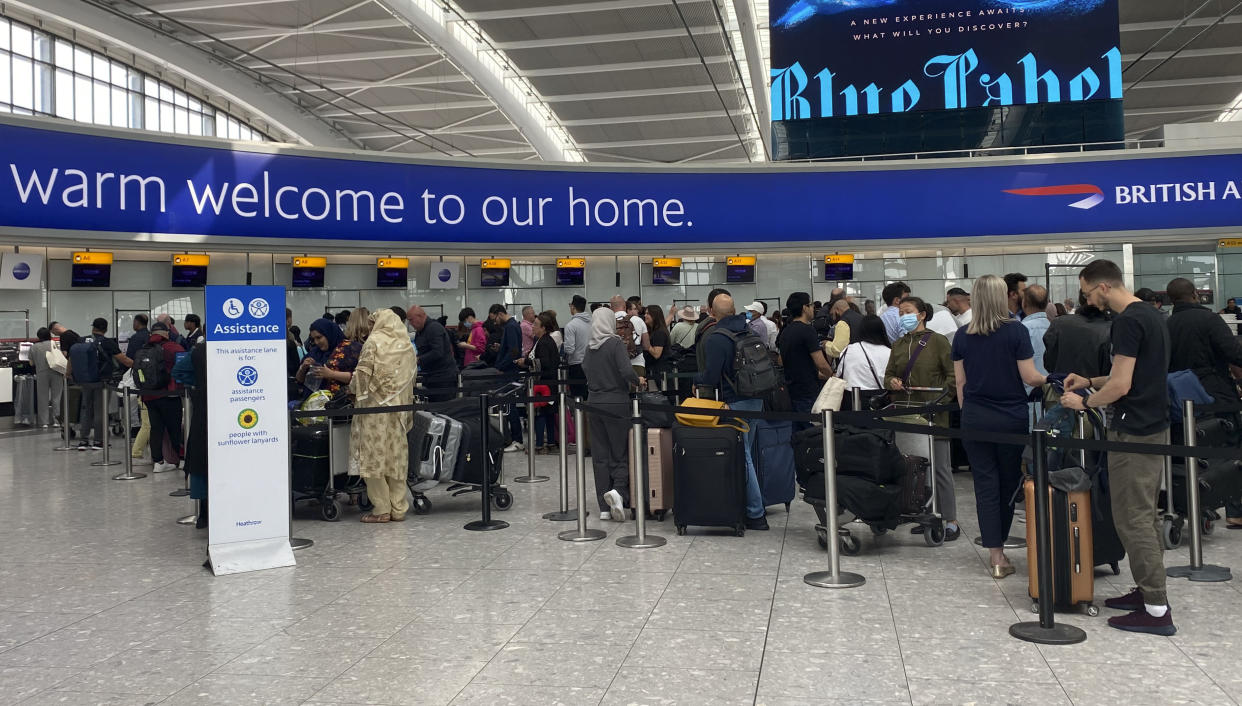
[745,301,778,349]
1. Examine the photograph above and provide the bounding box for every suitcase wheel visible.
[1203,517,1215,536]
[923,521,945,548]
[1109,562,1120,576]
[840,533,861,556]
[320,501,341,522]
[1085,603,1100,617]
[413,495,432,515]
[734,525,746,538]
[676,525,687,536]
[816,525,828,549]
[1162,517,1183,550]
[652,509,668,522]
[493,489,513,511]
[1030,601,1040,615]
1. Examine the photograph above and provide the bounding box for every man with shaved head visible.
[694,293,770,531]
[407,304,457,402]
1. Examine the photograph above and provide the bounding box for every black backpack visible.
[134,342,170,391]
[712,328,779,399]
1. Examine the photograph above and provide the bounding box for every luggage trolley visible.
[810,386,950,555]
[406,382,519,515]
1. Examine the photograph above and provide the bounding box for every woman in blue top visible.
[952,275,1048,579]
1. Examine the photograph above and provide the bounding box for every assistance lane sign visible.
[204,285,295,576]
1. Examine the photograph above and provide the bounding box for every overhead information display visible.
[769,0,1121,120]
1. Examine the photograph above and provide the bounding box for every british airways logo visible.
[1003,184,1104,210]
[1005,180,1242,210]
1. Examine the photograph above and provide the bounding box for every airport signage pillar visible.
[204,285,296,576]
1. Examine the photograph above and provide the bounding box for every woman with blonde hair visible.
[951,275,1048,577]
[350,309,416,523]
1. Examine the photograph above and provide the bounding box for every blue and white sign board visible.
[204,285,295,576]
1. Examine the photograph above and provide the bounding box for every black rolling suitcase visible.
[422,398,507,486]
[672,425,748,536]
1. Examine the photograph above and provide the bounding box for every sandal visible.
[389,514,406,522]
[360,513,390,524]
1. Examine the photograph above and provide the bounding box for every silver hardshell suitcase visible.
[410,411,463,482]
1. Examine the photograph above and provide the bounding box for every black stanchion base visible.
[513,475,550,484]
[170,489,190,497]
[543,509,580,521]
[617,534,666,548]
[559,528,607,542]
[1009,621,1088,645]
[465,519,509,532]
[1167,564,1232,582]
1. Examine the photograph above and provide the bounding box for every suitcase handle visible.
[1072,526,1081,574]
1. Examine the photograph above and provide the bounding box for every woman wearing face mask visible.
[884,295,959,543]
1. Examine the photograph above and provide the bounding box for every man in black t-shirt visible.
[777,292,833,432]
[1063,260,1174,636]
[407,305,459,403]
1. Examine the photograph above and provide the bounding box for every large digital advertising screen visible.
[769,0,1121,121]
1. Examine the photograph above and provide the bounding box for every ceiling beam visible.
[560,109,747,126]
[521,55,729,77]
[466,0,706,21]
[137,0,296,14]
[575,135,739,149]
[240,47,438,68]
[1124,103,1228,116]
[191,19,404,43]
[730,0,770,157]
[494,26,719,51]
[542,83,742,102]
[1121,14,1242,33]
[1125,74,1242,90]
[316,99,498,118]
[1122,45,1242,63]
[281,74,473,94]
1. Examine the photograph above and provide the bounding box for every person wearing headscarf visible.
[581,307,639,522]
[350,309,417,523]
[297,317,352,397]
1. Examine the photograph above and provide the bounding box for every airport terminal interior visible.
[3,0,1242,704]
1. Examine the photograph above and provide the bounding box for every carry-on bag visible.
[12,374,35,425]
[672,425,748,536]
[629,427,674,519]
[1024,473,1096,614]
[751,418,796,510]
[898,455,931,515]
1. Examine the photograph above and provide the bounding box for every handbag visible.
[46,346,67,375]
[674,397,749,433]
[812,376,848,414]
[868,333,931,411]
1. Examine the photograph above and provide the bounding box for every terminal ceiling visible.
[17,0,1242,161]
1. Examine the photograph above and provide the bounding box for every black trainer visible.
[1108,607,1176,636]
[745,515,769,531]
[1104,587,1144,612]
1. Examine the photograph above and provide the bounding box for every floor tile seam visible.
[877,558,915,706]
[454,530,587,705]
[751,513,791,706]
[1176,640,1242,706]
[594,529,693,700]
[0,611,105,655]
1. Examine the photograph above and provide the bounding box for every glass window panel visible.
[111,61,126,87]
[144,97,158,130]
[215,112,225,137]
[33,61,53,114]
[129,92,142,129]
[0,54,9,104]
[159,82,172,103]
[0,19,9,52]
[203,113,215,136]
[160,101,173,131]
[144,76,158,96]
[74,74,91,121]
[173,89,188,108]
[31,31,52,62]
[11,24,31,57]
[129,71,142,92]
[94,80,109,124]
[55,39,72,68]
[228,118,240,140]
[74,47,90,74]
[13,106,31,115]
[55,69,73,119]
[187,112,202,135]
[0,104,8,114]
[188,96,200,112]
[91,55,107,80]
[111,86,126,127]
[12,56,32,109]
[174,106,188,133]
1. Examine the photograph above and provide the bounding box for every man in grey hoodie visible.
[562,295,592,401]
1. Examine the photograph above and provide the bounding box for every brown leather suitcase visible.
[1023,478,1097,615]
[629,427,674,520]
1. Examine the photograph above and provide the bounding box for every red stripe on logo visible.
[1003,184,1103,197]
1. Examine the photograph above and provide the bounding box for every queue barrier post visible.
[617,396,666,549]
[466,392,509,531]
[1167,400,1232,582]
[559,397,606,543]
[112,389,146,481]
[851,387,861,412]
[53,383,74,451]
[90,387,120,467]
[514,375,549,484]
[170,391,193,498]
[1009,428,1087,645]
[543,369,577,521]
[804,409,866,589]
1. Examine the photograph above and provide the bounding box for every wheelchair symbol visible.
[223,298,244,319]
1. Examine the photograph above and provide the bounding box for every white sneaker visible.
[603,490,627,522]
[153,461,179,473]
[503,442,524,452]
[599,511,611,521]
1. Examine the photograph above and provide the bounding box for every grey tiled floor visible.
[2,427,1241,705]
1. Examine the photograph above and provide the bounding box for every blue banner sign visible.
[1,119,1240,245]
[769,0,1121,120]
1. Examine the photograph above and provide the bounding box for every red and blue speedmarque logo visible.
[1003,184,1105,210]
